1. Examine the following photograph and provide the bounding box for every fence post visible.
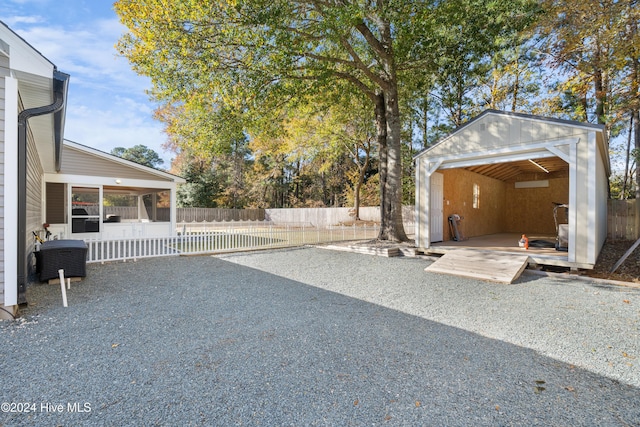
[635,199,640,240]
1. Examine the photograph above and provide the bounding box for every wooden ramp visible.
[425,249,530,284]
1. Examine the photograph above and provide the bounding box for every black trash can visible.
[36,240,88,282]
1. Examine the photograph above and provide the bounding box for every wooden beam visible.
[610,237,640,273]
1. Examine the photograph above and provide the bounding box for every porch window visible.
[103,190,138,222]
[45,184,174,238]
[102,187,170,223]
[71,186,100,233]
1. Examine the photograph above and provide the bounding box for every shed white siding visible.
[423,115,590,160]
[594,131,609,262]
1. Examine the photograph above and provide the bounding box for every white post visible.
[58,269,68,307]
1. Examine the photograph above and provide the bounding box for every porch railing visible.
[85,223,380,263]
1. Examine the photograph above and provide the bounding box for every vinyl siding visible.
[61,146,174,182]
[25,127,42,281]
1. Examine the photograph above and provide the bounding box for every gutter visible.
[16,69,69,305]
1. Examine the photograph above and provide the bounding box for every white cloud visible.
[2,15,45,25]
[12,19,143,91]
[6,0,49,4]
[65,104,172,166]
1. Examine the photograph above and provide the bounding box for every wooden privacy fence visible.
[176,206,415,228]
[85,223,380,263]
[177,208,265,222]
[608,199,638,240]
[99,207,264,222]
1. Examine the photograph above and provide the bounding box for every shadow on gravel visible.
[1,256,638,426]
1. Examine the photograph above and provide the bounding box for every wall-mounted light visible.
[115,179,122,184]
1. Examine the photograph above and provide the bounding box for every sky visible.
[0,0,174,167]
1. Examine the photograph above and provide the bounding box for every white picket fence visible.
[84,223,381,263]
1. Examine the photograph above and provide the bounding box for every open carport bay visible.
[438,157,569,242]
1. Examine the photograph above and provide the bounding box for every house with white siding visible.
[46,139,184,242]
[1,21,184,317]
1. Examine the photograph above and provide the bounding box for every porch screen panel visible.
[143,190,170,222]
[71,186,100,233]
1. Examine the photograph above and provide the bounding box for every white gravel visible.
[0,246,638,426]
[219,247,640,388]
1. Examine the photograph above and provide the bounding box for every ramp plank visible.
[425,249,530,284]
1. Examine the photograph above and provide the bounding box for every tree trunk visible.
[594,68,606,125]
[635,109,640,200]
[353,143,369,222]
[375,91,389,237]
[633,109,640,239]
[581,96,589,122]
[511,54,520,112]
[354,180,361,221]
[623,114,633,199]
[379,84,408,242]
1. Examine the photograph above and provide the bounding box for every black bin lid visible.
[39,239,87,251]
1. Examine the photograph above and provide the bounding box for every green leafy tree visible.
[174,153,220,208]
[111,145,164,169]
[538,0,640,198]
[415,0,541,126]
[538,0,631,126]
[476,42,542,113]
[115,0,537,241]
[311,93,377,218]
[170,130,251,208]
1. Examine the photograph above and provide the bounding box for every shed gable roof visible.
[414,110,606,162]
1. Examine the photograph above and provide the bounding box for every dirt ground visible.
[584,239,640,283]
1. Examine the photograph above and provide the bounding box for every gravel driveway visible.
[1,247,639,426]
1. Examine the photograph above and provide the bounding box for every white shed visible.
[414,110,610,269]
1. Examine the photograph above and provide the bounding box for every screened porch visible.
[45,182,176,240]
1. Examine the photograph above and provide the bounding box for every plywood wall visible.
[441,169,507,240]
[504,177,569,234]
[440,169,569,240]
